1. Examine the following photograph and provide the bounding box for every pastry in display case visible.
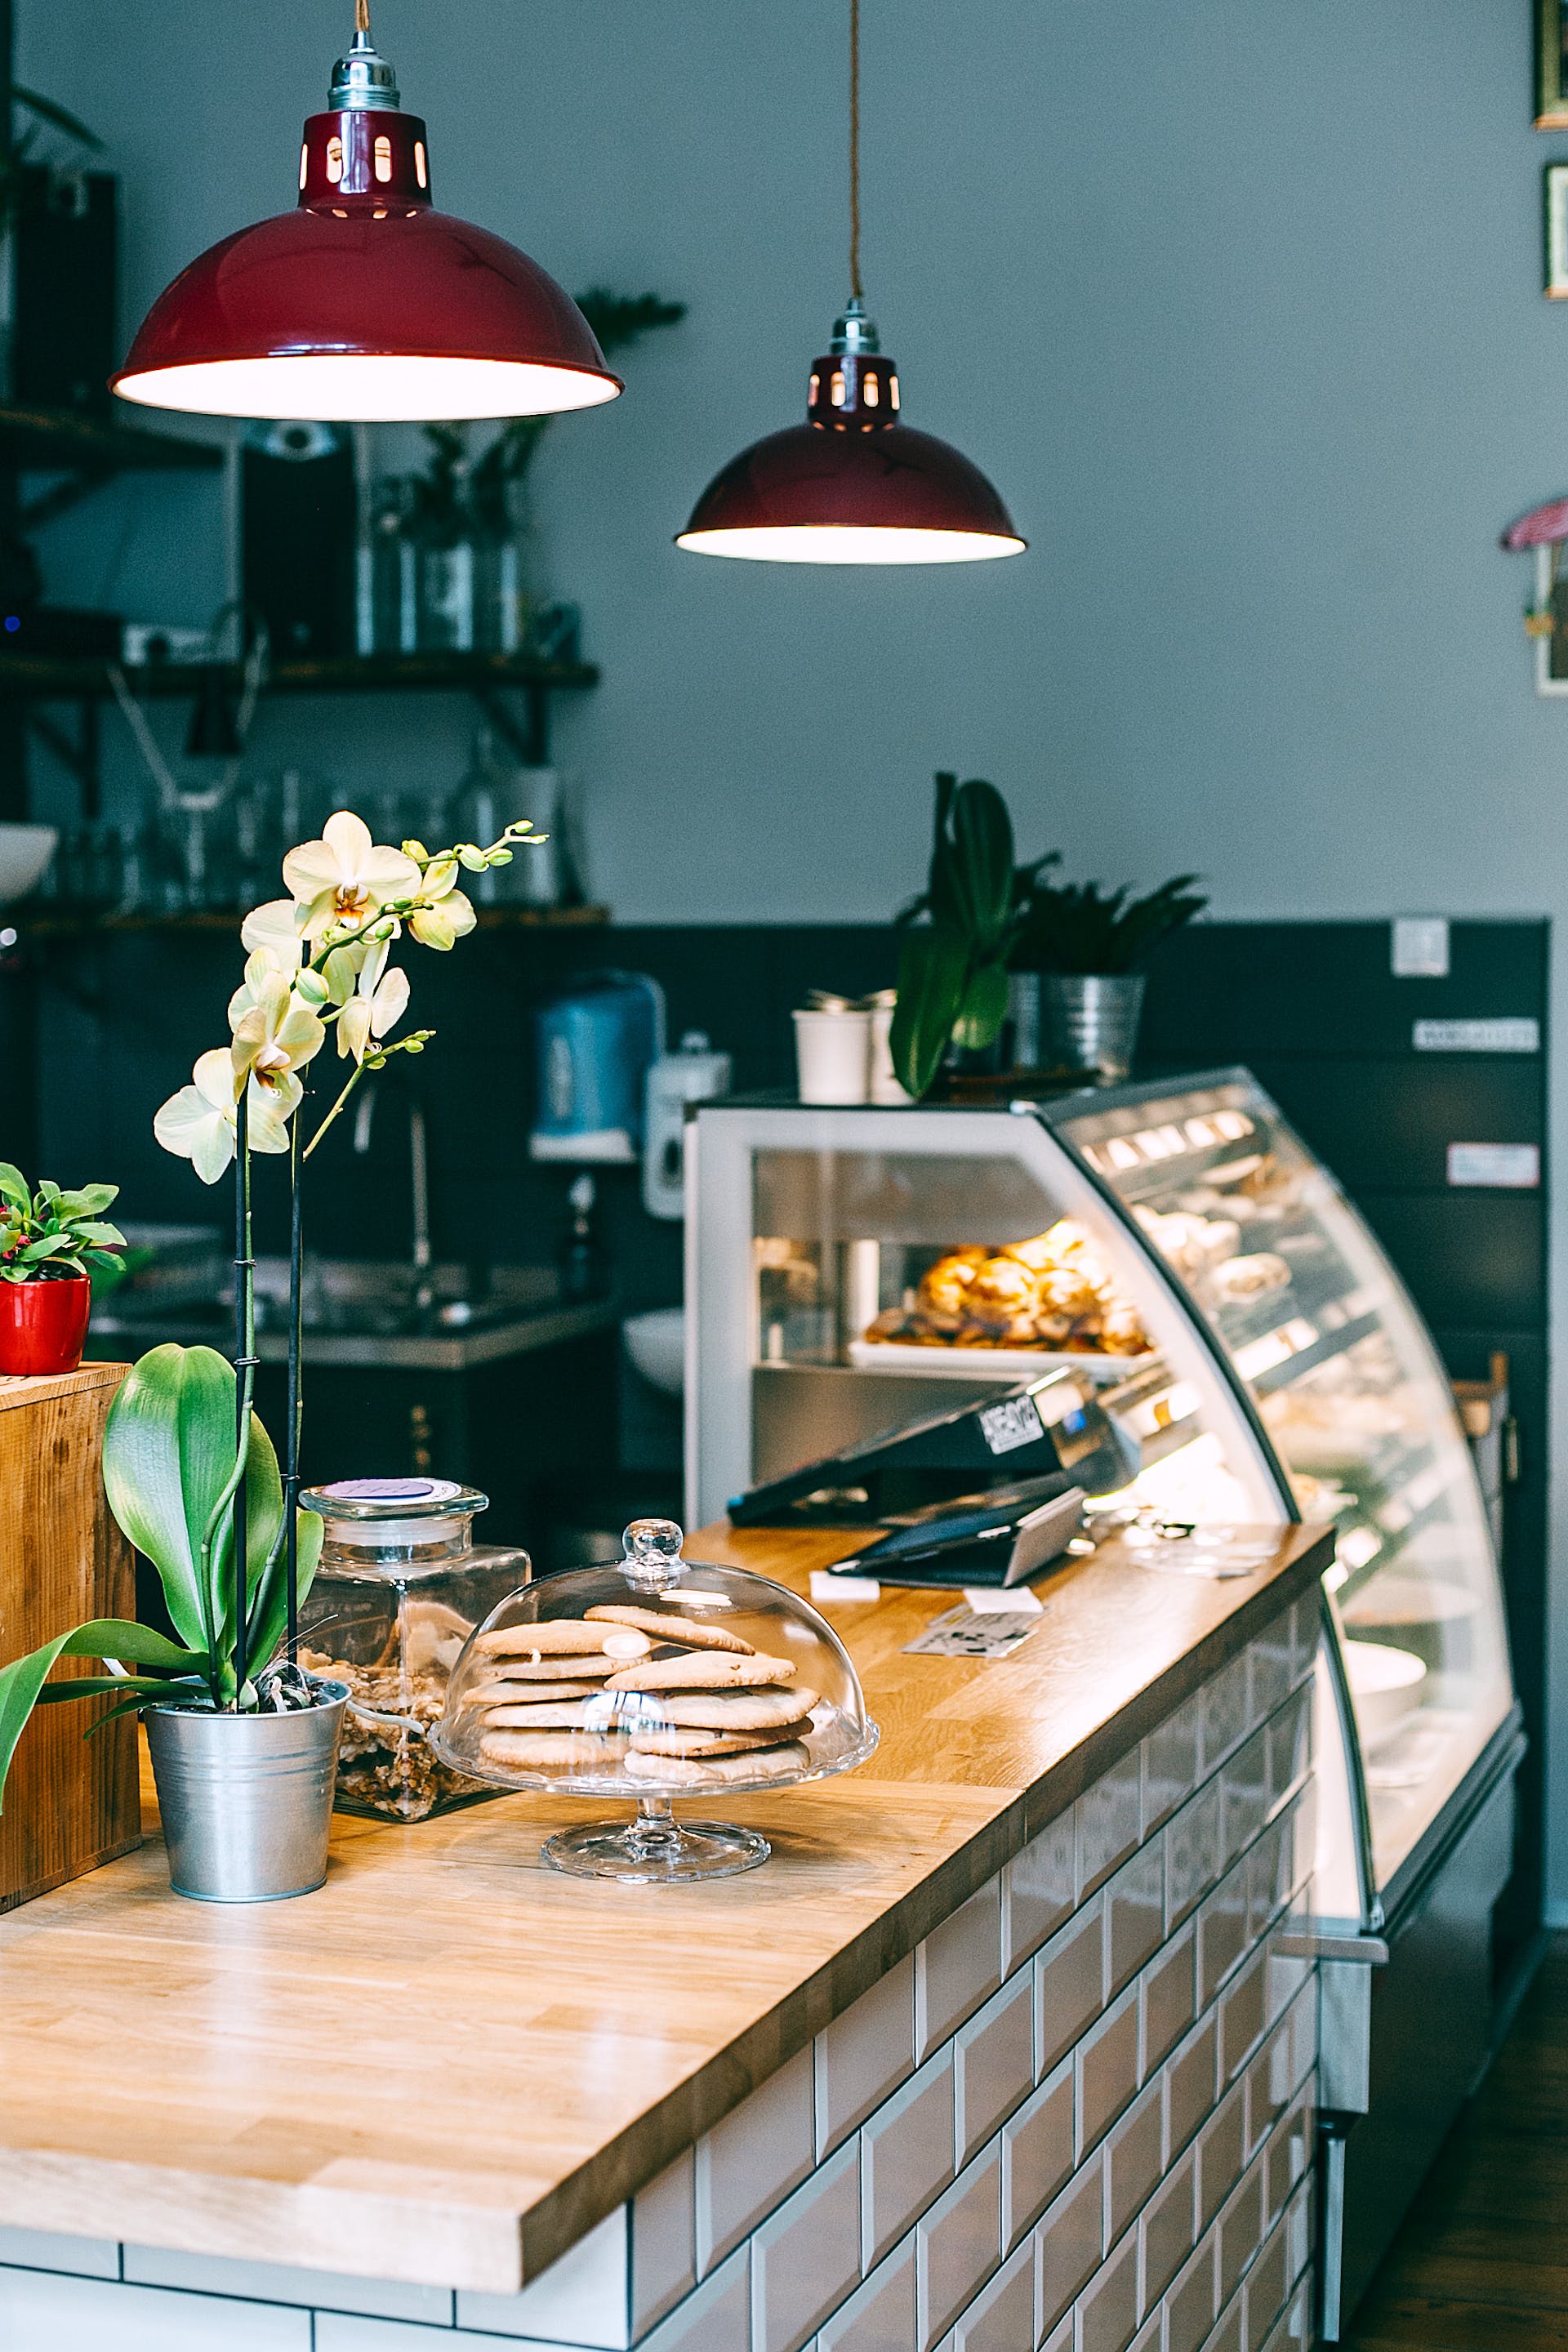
[855,1218,1153,1370]
[296,1477,532,1821]
[431,1517,878,1882]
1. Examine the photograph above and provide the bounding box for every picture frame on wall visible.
[1546,163,1568,293]
[1537,0,1568,125]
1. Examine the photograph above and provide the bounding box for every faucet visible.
[353,1083,435,1314]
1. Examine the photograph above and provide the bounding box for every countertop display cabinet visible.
[688,1069,1525,2338]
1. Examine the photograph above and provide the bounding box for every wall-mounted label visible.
[1392,917,1450,978]
[1413,1018,1539,1054]
[1446,1143,1541,1189]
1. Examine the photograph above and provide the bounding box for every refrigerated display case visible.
[688,1072,1525,2335]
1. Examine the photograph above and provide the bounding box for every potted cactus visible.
[0,1169,125,1375]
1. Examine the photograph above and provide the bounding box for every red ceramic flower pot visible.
[0,1276,92,1376]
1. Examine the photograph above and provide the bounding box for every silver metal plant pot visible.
[144,1682,349,1904]
[1041,973,1147,1085]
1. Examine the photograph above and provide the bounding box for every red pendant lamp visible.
[112,5,621,424]
[676,0,1023,565]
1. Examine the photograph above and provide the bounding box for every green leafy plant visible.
[1010,872,1208,976]
[889,773,1057,1099]
[0,1344,325,1809]
[0,1166,125,1284]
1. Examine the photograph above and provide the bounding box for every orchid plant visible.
[0,809,537,1797]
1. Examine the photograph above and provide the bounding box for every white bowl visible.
[1345,1637,1427,1741]
[622,1305,685,1398]
[0,823,57,905]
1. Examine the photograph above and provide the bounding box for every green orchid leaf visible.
[20,1233,74,1259]
[101,1346,281,1682]
[0,1619,204,1810]
[245,1508,325,1681]
[889,924,969,1100]
[951,959,1011,1052]
[0,1164,29,1210]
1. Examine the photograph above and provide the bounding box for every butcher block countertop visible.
[0,1516,1331,2294]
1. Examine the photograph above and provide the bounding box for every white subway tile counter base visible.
[0,1526,1327,2352]
[0,1593,1319,2350]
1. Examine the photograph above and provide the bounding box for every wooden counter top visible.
[0,1518,1330,2294]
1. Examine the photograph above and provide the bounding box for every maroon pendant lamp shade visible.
[677,305,1024,564]
[113,19,621,424]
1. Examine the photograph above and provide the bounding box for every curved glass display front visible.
[1054,1072,1514,1893]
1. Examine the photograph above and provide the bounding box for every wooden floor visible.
[1344,1938,1568,2350]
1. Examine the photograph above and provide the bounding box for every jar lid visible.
[301,1477,488,1548]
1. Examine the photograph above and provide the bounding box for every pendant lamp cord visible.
[848,0,863,299]
[355,0,370,33]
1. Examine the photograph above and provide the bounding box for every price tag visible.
[1414,1018,1539,1054]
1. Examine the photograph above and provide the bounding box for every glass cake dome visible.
[430,1517,880,1881]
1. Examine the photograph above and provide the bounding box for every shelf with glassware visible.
[0,648,598,701]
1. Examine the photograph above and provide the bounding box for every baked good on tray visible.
[862,1218,1152,1357]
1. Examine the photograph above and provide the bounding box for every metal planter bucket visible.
[145,1682,349,1904]
[1040,973,1147,1085]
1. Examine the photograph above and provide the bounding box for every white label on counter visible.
[902,1602,1047,1659]
[1446,1143,1541,1189]
[810,1570,880,1602]
[964,1584,1045,1615]
[1392,917,1450,977]
[1414,1018,1539,1053]
[978,1394,1045,1454]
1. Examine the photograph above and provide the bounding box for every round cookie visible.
[470,1654,617,1684]
[604,1652,796,1695]
[479,1728,626,1770]
[627,1721,813,1758]
[585,1604,755,1655]
[463,1677,606,1707]
[481,1703,610,1731]
[474,1621,652,1661]
[653,1686,819,1731]
[624,1742,809,1784]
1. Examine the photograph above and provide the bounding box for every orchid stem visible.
[302,1060,368,1160]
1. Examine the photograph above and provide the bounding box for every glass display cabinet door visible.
[688,1102,1286,1533]
[1054,1071,1514,1900]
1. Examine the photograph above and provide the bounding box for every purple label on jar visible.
[323,1478,439,1500]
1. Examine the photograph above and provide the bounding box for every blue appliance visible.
[528,972,666,1163]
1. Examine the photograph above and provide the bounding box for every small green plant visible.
[0,1166,125,1284]
[0,1344,327,1808]
[1010,872,1207,976]
[889,773,1056,1100]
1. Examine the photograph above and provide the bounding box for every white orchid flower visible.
[238,900,305,969]
[229,965,327,1091]
[337,960,411,1062]
[408,853,477,951]
[283,810,421,942]
[154,1051,297,1185]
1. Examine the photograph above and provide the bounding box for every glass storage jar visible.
[431,1517,879,1882]
[297,1477,531,1821]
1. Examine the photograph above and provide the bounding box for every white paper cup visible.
[867,1003,912,1103]
[793,1008,871,1104]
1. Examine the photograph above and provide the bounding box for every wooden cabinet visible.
[0,1362,140,1913]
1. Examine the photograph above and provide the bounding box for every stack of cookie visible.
[464,1603,818,1784]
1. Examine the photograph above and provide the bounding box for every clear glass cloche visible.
[296,1477,532,1822]
[430,1517,880,1881]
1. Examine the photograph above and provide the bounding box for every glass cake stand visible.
[430,1518,879,1882]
